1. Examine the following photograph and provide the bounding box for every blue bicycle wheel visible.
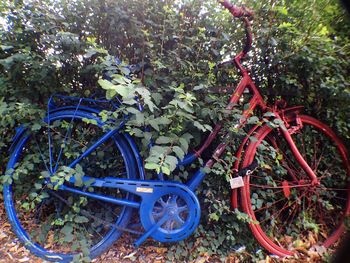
[3,109,138,262]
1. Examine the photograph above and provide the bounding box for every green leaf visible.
[209,213,219,221]
[165,155,178,170]
[256,199,263,209]
[106,89,117,99]
[149,119,160,131]
[120,67,131,75]
[249,136,258,142]
[74,173,83,187]
[247,116,259,124]
[0,45,14,50]
[61,224,74,243]
[98,79,130,97]
[82,118,98,125]
[179,138,189,152]
[34,183,42,189]
[173,146,185,160]
[31,123,41,131]
[156,136,173,144]
[161,166,171,175]
[112,74,129,84]
[274,6,288,15]
[74,215,89,223]
[263,112,275,117]
[145,162,159,170]
[193,121,205,131]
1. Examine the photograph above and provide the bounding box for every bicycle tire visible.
[240,115,350,257]
[3,109,139,262]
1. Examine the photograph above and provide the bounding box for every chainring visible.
[139,186,200,242]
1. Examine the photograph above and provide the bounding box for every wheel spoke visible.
[254,196,286,213]
[47,118,54,174]
[4,111,137,258]
[242,115,350,256]
[53,114,78,173]
[68,128,120,168]
[34,135,51,174]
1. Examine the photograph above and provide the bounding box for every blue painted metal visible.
[4,129,72,262]
[34,135,51,174]
[123,133,146,180]
[67,176,193,199]
[187,169,207,191]
[8,125,26,153]
[156,172,165,180]
[3,109,140,262]
[177,153,197,167]
[5,91,208,261]
[59,184,140,208]
[68,121,125,168]
[134,214,170,247]
[48,94,122,114]
[138,181,201,243]
[45,95,146,182]
[45,108,144,181]
[65,175,201,244]
[47,100,54,174]
[52,99,82,172]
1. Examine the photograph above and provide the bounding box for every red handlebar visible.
[218,0,253,18]
[218,0,253,74]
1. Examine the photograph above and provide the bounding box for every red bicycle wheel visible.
[240,115,350,257]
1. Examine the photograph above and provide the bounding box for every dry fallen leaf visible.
[9,244,19,252]
[6,252,14,260]
[123,250,137,259]
[0,231,7,240]
[194,257,208,263]
[18,257,30,262]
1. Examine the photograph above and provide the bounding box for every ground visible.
[0,200,328,263]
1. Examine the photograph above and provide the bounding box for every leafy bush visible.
[1,0,349,261]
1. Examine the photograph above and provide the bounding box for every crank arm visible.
[133,214,170,247]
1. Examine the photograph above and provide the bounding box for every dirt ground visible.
[0,200,330,263]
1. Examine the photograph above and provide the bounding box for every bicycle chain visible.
[48,189,143,235]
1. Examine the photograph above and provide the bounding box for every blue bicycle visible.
[4,93,204,262]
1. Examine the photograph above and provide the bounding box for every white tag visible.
[230,176,244,189]
[136,187,153,193]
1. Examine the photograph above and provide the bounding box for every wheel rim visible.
[241,116,350,256]
[3,111,136,261]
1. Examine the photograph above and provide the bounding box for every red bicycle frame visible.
[191,0,320,196]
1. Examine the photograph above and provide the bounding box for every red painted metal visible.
[239,115,350,256]
[218,0,254,18]
[282,180,291,198]
[196,1,350,257]
[199,1,322,193]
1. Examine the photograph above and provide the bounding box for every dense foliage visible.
[1,0,349,261]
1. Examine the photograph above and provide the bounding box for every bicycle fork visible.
[280,118,320,186]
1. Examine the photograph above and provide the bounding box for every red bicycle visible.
[200,0,350,257]
[3,0,350,261]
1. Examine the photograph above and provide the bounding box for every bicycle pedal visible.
[229,176,244,189]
